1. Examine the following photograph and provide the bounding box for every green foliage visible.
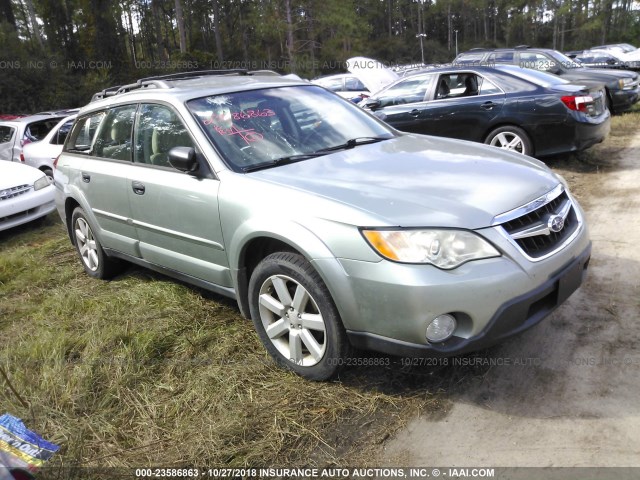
[0,0,639,112]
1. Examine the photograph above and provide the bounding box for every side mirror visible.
[607,58,617,65]
[168,147,199,173]
[364,98,382,110]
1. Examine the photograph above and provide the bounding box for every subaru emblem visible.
[548,215,565,233]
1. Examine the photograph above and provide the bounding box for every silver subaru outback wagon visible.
[54,70,591,380]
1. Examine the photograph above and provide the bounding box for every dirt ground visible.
[378,128,640,467]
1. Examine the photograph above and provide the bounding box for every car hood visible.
[563,67,637,82]
[249,135,560,229]
[0,161,44,189]
[346,56,399,95]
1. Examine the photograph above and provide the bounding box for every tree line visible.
[1,0,639,113]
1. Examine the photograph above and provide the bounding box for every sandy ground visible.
[379,133,640,467]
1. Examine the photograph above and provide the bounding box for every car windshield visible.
[548,51,583,69]
[496,65,569,87]
[187,85,394,171]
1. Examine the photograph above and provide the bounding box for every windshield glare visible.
[187,85,393,170]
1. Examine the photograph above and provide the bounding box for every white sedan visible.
[21,115,76,181]
[0,162,55,232]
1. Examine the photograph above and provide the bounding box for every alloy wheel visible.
[258,274,327,366]
[75,217,99,271]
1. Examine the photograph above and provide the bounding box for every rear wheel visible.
[71,207,122,279]
[485,126,532,156]
[248,252,350,381]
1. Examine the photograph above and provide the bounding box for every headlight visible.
[619,78,636,90]
[34,176,52,191]
[362,229,500,269]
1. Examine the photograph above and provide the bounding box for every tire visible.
[605,91,614,113]
[248,252,350,381]
[42,167,53,182]
[71,207,122,279]
[485,126,533,156]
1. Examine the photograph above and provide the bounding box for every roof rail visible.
[91,86,123,102]
[514,45,530,49]
[468,47,488,51]
[90,68,283,103]
[138,69,250,83]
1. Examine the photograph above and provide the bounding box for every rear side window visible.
[345,76,367,91]
[519,52,557,72]
[94,105,137,161]
[66,112,105,152]
[24,119,62,142]
[0,126,14,144]
[488,52,514,63]
[454,52,486,65]
[52,119,75,145]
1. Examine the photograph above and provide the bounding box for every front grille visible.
[500,190,579,259]
[0,184,31,201]
[0,207,36,224]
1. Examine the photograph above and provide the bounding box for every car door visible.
[368,73,435,133]
[419,72,506,141]
[70,106,140,256]
[127,103,230,287]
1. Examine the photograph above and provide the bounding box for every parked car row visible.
[0,110,77,232]
[313,46,638,158]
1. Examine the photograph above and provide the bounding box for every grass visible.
[2,106,638,470]
[0,217,447,470]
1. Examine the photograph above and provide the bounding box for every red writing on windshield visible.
[213,125,263,145]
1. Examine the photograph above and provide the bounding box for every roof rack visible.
[514,45,530,49]
[137,69,250,83]
[91,86,123,102]
[90,69,283,103]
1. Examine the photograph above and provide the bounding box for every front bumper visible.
[346,242,591,357]
[610,85,640,112]
[0,184,55,231]
[312,203,591,357]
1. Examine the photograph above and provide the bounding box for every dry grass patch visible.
[1,218,446,469]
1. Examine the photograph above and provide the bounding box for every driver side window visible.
[134,104,195,168]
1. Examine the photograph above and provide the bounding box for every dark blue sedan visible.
[361,65,610,157]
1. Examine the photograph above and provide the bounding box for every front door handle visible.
[132,181,145,195]
[409,109,421,117]
[81,172,90,183]
[481,101,498,110]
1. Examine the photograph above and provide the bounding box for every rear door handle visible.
[409,109,421,117]
[132,181,145,195]
[481,102,498,110]
[81,172,90,183]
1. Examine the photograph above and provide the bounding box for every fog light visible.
[426,314,457,343]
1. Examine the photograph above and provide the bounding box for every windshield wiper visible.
[242,153,326,172]
[315,136,391,153]
[242,136,392,173]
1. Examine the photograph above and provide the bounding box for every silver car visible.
[55,71,591,380]
[0,114,67,163]
[21,115,77,181]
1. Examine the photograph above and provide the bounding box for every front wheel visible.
[248,252,350,381]
[485,126,532,156]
